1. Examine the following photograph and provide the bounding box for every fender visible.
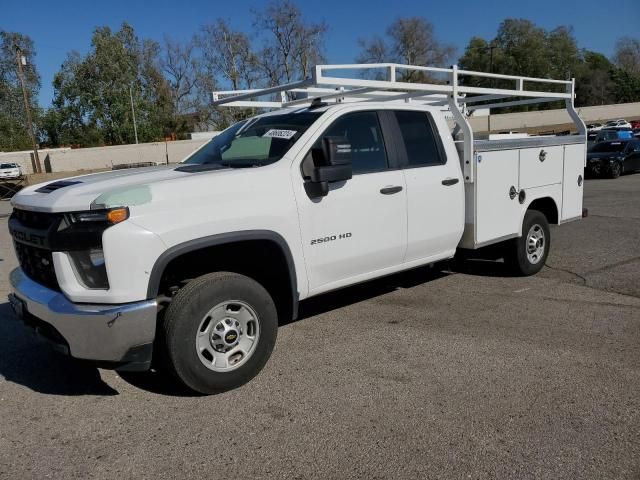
[520,194,560,235]
[146,230,299,319]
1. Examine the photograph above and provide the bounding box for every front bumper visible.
[8,268,157,371]
[587,158,617,175]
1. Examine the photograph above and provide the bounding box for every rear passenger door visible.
[391,110,464,262]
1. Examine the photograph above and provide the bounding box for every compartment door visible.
[561,144,585,221]
[519,146,563,189]
[475,150,521,244]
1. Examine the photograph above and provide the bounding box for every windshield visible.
[591,142,627,153]
[0,163,17,169]
[183,111,322,168]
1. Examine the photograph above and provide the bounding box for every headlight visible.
[68,248,109,289]
[59,207,128,290]
[69,207,129,225]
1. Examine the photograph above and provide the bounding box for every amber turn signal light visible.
[106,207,129,224]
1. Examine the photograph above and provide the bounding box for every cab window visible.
[317,111,389,174]
[394,110,445,167]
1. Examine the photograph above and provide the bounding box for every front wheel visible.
[162,272,278,394]
[504,210,550,276]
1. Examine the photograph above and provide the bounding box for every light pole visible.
[129,85,139,144]
[15,47,41,173]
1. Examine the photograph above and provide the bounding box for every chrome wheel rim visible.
[526,224,546,265]
[195,300,260,372]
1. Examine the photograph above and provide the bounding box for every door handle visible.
[441,178,459,186]
[380,185,403,195]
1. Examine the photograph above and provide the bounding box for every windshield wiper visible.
[219,160,266,168]
[174,163,228,173]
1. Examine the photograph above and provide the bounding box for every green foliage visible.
[49,23,174,146]
[0,31,41,151]
[459,19,640,108]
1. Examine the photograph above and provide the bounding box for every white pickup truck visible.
[7,64,587,394]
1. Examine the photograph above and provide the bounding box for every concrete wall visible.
[1,101,638,176]
[468,101,640,133]
[0,138,209,175]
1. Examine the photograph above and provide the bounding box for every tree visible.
[613,37,640,75]
[460,20,583,107]
[358,17,454,82]
[50,23,174,146]
[253,0,327,84]
[575,51,615,106]
[0,31,41,151]
[459,21,640,107]
[197,19,258,91]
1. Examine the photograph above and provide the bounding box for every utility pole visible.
[129,85,139,144]
[15,47,41,173]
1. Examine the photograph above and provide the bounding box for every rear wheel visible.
[504,210,550,276]
[162,272,278,394]
[609,161,621,179]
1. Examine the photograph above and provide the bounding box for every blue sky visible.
[2,0,639,106]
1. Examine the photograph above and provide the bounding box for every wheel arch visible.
[147,230,299,320]
[524,196,559,226]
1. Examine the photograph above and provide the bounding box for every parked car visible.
[630,120,640,130]
[605,119,632,129]
[0,162,22,180]
[594,129,633,143]
[586,123,603,132]
[587,139,640,178]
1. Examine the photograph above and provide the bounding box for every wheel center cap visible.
[224,330,239,345]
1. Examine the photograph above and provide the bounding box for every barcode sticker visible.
[263,129,297,140]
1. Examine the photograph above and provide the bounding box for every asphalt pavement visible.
[0,175,638,479]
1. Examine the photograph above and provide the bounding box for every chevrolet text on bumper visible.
[6,63,588,394]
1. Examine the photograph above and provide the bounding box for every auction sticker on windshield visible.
[263,129,297,140]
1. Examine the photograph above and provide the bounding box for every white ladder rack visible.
[211,63,586,183]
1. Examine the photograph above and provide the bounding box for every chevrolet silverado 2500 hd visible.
[7,64,587,394]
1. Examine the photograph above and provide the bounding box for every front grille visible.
[11,209,60,230]
[14,242,60,291]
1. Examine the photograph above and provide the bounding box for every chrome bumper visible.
[8,268,157,370]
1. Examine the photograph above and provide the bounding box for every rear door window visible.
[394,111,445,167]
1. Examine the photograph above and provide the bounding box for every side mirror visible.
[304,136,352,198]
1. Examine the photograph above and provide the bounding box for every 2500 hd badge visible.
[310,232,352,245]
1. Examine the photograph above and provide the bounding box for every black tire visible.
[609,161,621,179]
[504,210,550,276]
[162,272,278,394]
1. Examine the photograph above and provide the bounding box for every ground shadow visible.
[119,369,200,397]
[294,263,451,323]
[0,302,118,396]
[5,256,510,397]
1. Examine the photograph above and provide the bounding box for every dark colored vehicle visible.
[587,139,640,178]
[595,128,633,142]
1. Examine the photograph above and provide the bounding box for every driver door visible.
[293,110,407,295]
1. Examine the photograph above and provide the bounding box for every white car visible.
[586,123,603,132]
[0,162,22,180]
[605,119,632,129]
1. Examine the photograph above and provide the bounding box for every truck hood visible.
[11,164,228,212]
